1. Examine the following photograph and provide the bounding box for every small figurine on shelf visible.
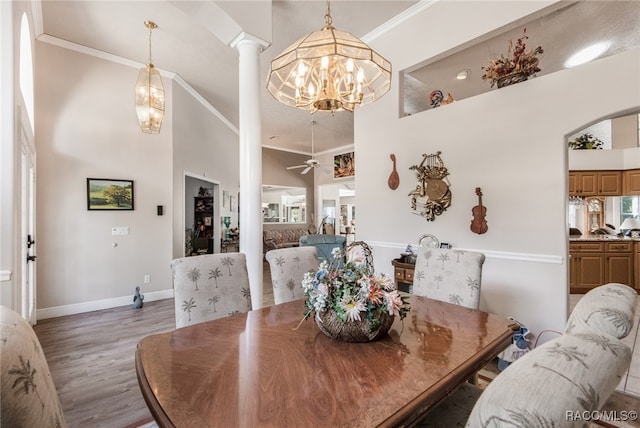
[132,286,144,309]
[441,93,454,105]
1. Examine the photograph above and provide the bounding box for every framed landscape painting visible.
[87,178,134,210]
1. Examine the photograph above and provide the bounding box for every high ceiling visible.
[37,1,640,155]
[38,0,418,154]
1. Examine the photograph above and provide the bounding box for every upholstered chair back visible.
[412,247,485,309]
[466,331,631,427]
[422,332,633,427]
[265,247,319,304]
[1,305,67,428]
[565,282,637,339]
[171,253,252,328]
[299,234,346,262]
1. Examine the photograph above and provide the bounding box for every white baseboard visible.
[36,289,174,320]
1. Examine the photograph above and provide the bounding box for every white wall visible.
[171,82,240,258]
[355,1,640,338]
[34,42,175,317]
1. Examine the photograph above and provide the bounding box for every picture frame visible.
[223,190,230,208]
[87,178,134,210]
[334,152,355,178]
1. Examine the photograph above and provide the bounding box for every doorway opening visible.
[184,174,219,256]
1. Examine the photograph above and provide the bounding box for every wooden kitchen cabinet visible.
[568,170,621,196]
[634,242,640,292]
[569,171,597,196]
[597,171,622,196]
[604,241,633,287]
[570,242,605,293]
[623,169,640,195]
[570,240,634,293]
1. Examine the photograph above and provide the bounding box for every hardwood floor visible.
[34,299,175,427]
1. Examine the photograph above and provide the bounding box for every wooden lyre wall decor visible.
[408,151,451,221]
[470,187,488,234]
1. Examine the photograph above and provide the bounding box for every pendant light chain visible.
[324,0,332,28]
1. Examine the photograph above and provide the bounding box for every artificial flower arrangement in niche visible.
[481,28,543,88]
[301,247,410,342]
[568,133,604,150]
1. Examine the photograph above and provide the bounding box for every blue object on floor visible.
[133,286,144,309]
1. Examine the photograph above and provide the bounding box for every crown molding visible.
[36,34,238,135]
[362,0,440,43]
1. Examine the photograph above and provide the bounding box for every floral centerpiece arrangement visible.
[568,133,604,150]
[481,28,543,88]
[301,247,410,342]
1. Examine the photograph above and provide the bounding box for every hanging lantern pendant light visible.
[135,20,165,134]
[267,0,391,114]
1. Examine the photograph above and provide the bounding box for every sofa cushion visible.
[466,332,632,427]
[565,283,637,339]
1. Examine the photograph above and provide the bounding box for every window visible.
[620,196,640,222]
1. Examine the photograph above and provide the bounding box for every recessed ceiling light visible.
[456,69,470,80]
[564,42,610,68]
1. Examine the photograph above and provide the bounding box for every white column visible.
[231,32,269,310]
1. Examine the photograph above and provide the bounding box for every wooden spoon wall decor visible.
[388,154,399,190]
[470,187,488,234]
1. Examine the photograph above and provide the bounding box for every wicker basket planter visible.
[315,308,394,343]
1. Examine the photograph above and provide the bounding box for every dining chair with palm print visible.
[171,253,252,328]
[413,247,485,309]
[1,305,67,428]
[265,246,318,305]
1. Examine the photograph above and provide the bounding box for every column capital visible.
[229,31,270,51]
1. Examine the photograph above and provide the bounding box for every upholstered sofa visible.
[263,228,308,254]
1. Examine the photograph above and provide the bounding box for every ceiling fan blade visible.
[287,165,306,170]
[301,166,312,174]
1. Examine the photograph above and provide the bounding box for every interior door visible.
[21,132,37,325]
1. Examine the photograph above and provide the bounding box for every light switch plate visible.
[111,227,130,236]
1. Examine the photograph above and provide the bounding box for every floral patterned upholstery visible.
[565,283,637,339]
[171,253,252,328]
[413,247,485,309]
[263,229,309,253]
[418,332,632,427]
[265,246,318,304]
[1,305,67,428]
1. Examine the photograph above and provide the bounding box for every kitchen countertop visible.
[569,235,638,242]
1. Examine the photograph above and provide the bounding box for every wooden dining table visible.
[135,295,518,427]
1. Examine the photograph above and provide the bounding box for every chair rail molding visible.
[367,241,564,265]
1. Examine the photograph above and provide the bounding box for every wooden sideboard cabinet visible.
[391,259,414,293]
[569,171,622,196]
[570,240,635,293]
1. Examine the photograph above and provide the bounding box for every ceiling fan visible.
[286,120,331,175]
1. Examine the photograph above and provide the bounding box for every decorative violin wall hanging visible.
[470,187,488,234]
[408,151,451,221]
[388,154,399,190]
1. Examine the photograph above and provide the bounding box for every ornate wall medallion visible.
[408,151,451,221]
